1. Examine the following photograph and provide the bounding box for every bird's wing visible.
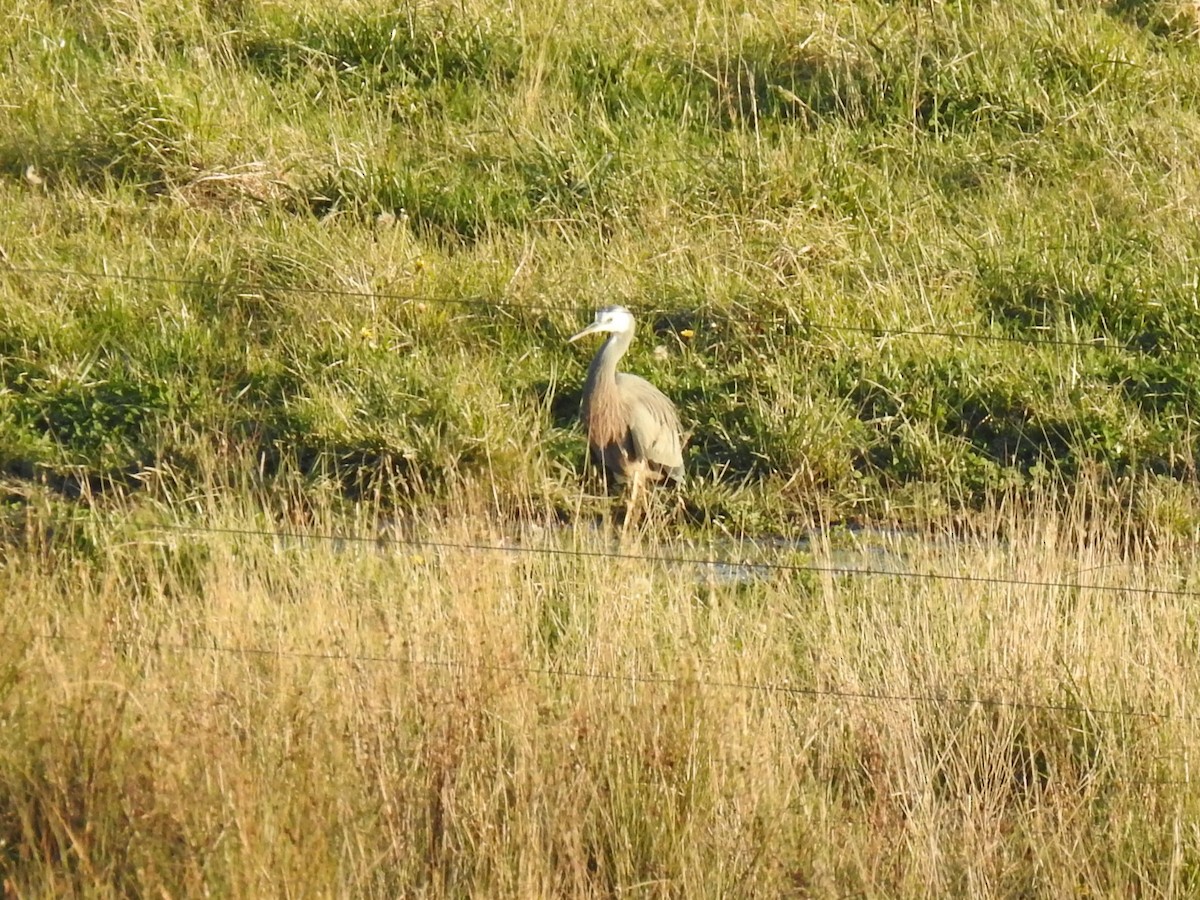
[617,373,684,476]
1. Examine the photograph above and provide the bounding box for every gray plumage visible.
[568,306,684,486]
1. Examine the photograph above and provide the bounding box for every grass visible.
[4,474,1200,896]
[5,0,1200,893]
[5,0,1200,527]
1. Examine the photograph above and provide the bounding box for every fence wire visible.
[150,521,1200,601]
[4,263,1142,352]
[12,628,1196,727]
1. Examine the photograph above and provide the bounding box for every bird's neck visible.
[582,330,632,418]
[586,330,632,383]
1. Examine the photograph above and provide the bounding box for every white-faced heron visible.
[568,305,684,497]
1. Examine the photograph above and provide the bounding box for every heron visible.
[568,306,684,505]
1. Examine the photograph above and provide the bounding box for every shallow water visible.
[262,517,947,586]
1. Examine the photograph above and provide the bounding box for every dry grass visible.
[3,480,1199,896]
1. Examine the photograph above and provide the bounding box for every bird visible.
[568,305,684,498]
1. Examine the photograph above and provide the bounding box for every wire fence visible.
[150,521,1200,601]
[9,626,1194,787]
[14,627,1197,728]
[1,263,1153,353]
[39,516,1200,721]
[6,515,1199,790]
[23,508,1200,597]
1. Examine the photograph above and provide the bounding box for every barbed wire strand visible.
[6,264,518,310]
[25,513,1200,600]
[10,632,1194,786]
[13,629,1196,729]
[148,521,1200,601]
[3,263,1133,352]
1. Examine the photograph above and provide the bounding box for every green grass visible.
[6,2,1200,891]
[5,0,1200,528]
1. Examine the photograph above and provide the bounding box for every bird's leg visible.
[621,465,644,543]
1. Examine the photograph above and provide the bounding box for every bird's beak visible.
[567,321,603,343]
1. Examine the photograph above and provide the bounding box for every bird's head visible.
[567,305,636,343]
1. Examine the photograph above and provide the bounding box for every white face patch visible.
[595,306,635,333]
[569,305,637,344]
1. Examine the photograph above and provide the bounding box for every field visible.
[4,0,1200,895]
